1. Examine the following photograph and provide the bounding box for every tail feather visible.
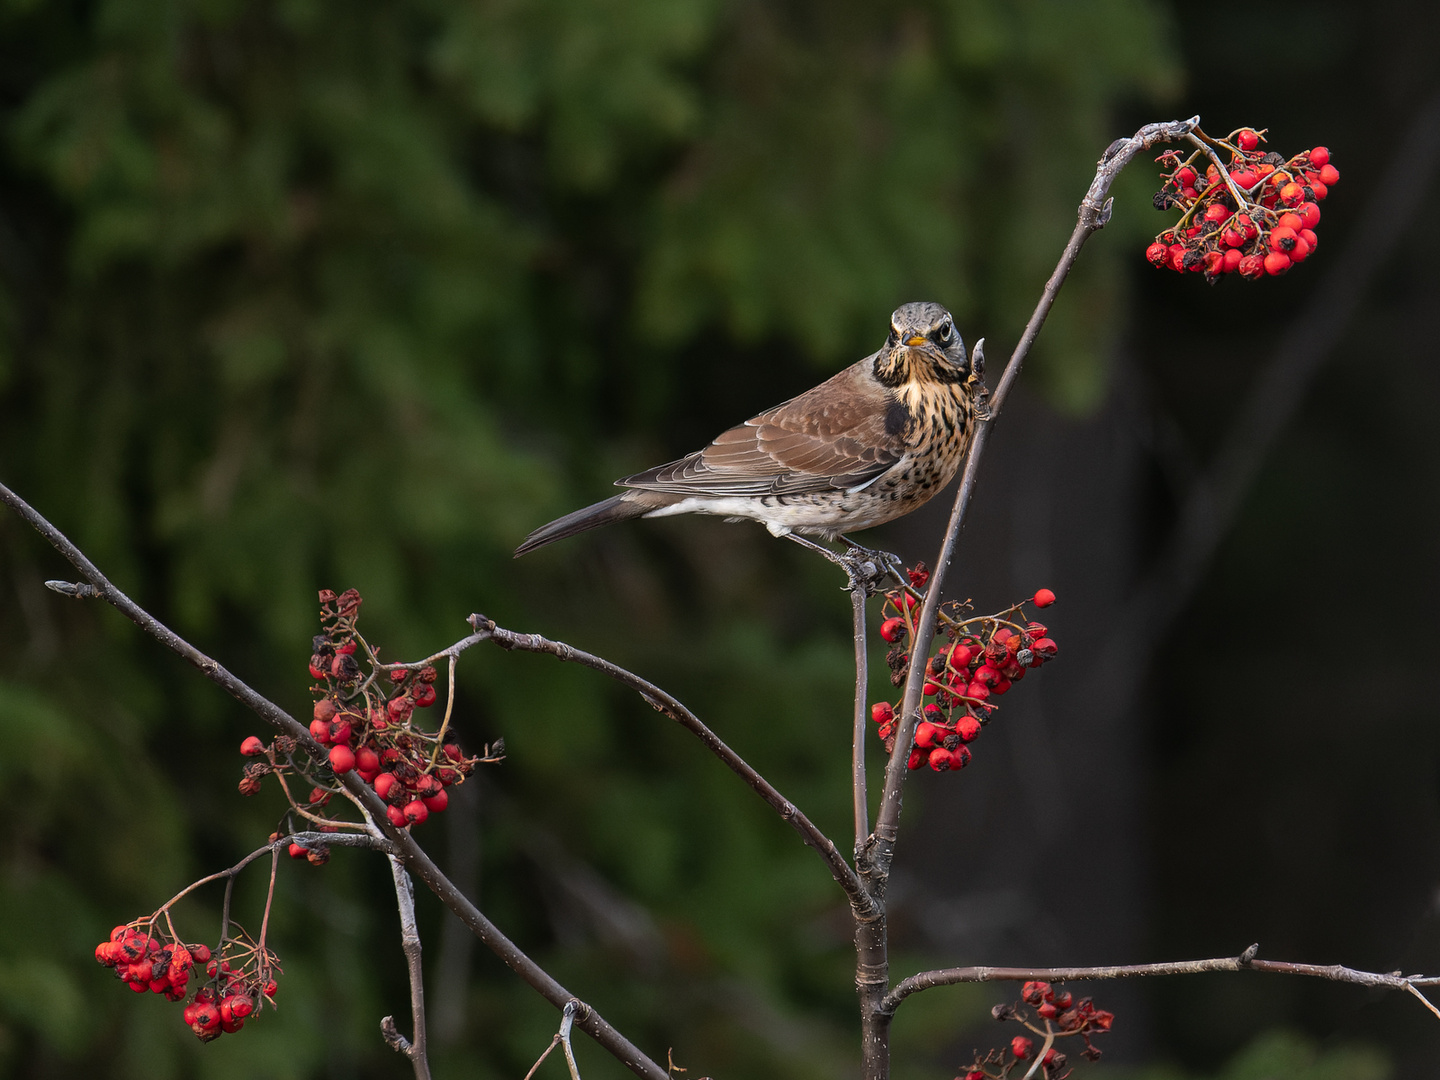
[514,492,664,557]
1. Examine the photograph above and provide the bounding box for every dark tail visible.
[514,492,660,557]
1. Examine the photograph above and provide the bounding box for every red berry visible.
[955,716,981,742]
[1038,1002,1058,1019]
[412,683,437,708]
[1236,128,1259,151]
[328,744,356,774]
[948,645,973,670]
[963,683,990,703]
[1222,248,1242,273]
[1032,637,1058,659]
[387,696,413,722]
[1202,202,1231,224]
[922,680,939,697]
[308,660,326,681]
[1289,237,1312,263]
[871,702,895,725]
[1300,228,1318,249]
[1298,202,1321,229]
[422,789,449,813]
[386,804,408,828]
[1011,1036,1033,1060]
[191,944,211,963]
[1022,980,1050,1004]
[313,698,336,723]
[1279,181,1306,206]
[288,843,307,859]
[327,719,353,746]
[1174,166,1196,188]
[1033,588,1056,608]
[356,747,381,773]
[309,718,332,745]
[192,1002,220,1031]
[1230,168,1259,190]
[906,749,924,770]
[973,665,1001,689]
[374,772,398,799]
[1264,251,1292,276]
[336,639,357,656]
[926,746,952,771]
[914,721,940,749]
[239,736,265,757]
[1269,225,1299,253]
[1238,253,1266,279]
[1318,163,1339,186]
[403,800,429,825]
[263,979,278,998]
[1308,146,1330,168]
[1277,211,1304,232]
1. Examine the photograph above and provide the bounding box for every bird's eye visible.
[935,319,953,343]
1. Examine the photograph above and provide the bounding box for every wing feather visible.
[619,355,907,498]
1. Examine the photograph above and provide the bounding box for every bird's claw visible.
[838,543,902,596]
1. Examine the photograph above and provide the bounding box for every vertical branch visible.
[382,856,433,1080]
[864,118,1203,880]
[851,584,871,855]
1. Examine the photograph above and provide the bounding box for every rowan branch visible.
[381,856,432,1080]
[0,480,670,1080]
[468,615,873,916]
[868,117,1204,875]
[880,943,1440,1015]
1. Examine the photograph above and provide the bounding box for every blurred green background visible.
[1,1,1438,1078]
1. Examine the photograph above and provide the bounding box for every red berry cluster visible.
[238,589,500,840]
[95,923,279,1042]
[1145,126,1337,281]
[960,983,1113,1079]
[874,570,1058,774]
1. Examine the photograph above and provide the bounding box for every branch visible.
[880,943,1440,1015]
[381,856,432,1080]
[850,583,871,859]
[0,481,670,1080]
[867,117,1204,874]
[470,615,873,916]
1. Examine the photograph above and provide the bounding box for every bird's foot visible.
[785,533,900,595]
[837,538,904,596]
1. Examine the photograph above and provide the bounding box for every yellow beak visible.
[904,335,927,347]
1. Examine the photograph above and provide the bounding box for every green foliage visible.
[0,0,1179,1076]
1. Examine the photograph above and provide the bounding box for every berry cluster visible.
[960,983,1114,1079]
[873,568,1057,774]
[95,923,278,1042]
[239,589,501,840]
[1145,126,1337,281]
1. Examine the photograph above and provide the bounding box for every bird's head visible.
[875,301,973,387]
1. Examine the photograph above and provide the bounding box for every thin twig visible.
[867,117,1203,877]
[879,944,1440,1015]
[470,615,872,917]
[560,1001,583,1080]
[0,481,670,1080]
[382,856,432,1080]
[524,1035,563,1080]
[850,583,870,858]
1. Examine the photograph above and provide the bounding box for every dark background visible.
[1,2,1436,1079]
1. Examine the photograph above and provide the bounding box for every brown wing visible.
[619,355,905,498]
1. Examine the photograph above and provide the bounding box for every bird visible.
[514,301,988,558]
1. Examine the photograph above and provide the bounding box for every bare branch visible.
[868,117,1204,876]
[469,615,873,917]
[850,584,870,859]
[381,856,432,1080]
[880,943,1440,1015]
[0,481,670,1080]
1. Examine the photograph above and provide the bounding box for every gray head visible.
[876,301,970,385]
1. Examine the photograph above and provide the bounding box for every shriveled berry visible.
[1011,1036,1033,1060]
[1238,253,1265,279]
[1145,241,1168,266]
[413,683,437,708]
[1032,638,1058,659]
